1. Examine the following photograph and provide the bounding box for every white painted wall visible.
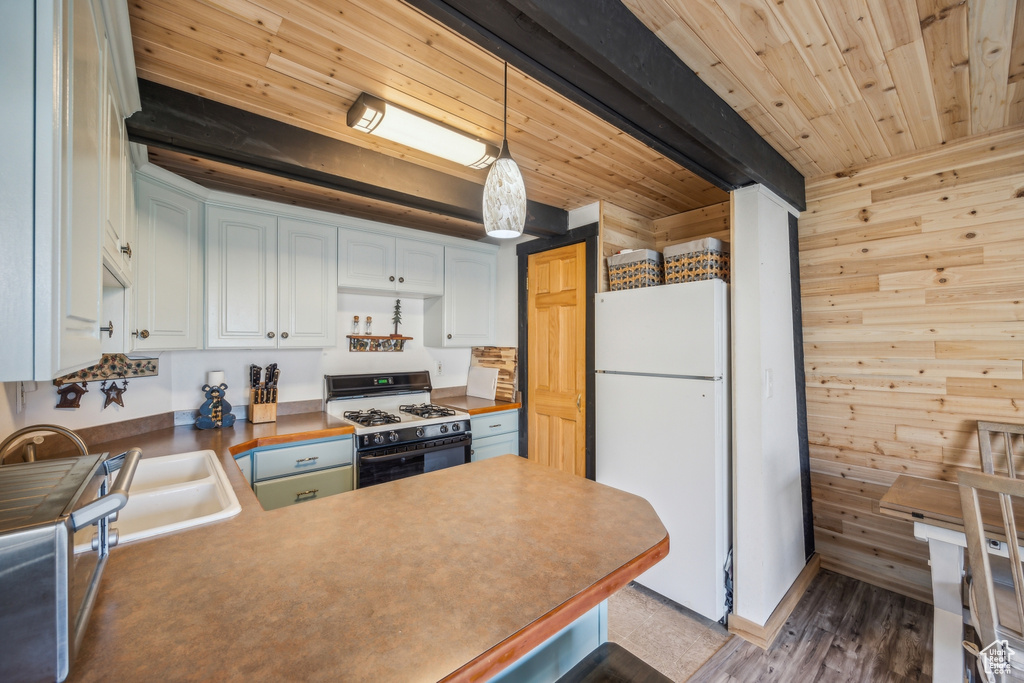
[731,184,806,627]
[2,292,482,434]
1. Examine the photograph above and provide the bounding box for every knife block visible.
[249,390,278,424]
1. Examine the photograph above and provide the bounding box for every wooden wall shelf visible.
[347,335,412,352]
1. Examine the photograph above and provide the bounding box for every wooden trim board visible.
[728,554,822,650]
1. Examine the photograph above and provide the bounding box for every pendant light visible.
[483,62,527,239]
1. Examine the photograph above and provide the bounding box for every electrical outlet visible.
[436,361,443,376]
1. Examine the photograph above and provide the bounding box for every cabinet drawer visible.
[254,466,353,511]
[471,410,519,439]
[254,438,352,481]
[471,432,519,462]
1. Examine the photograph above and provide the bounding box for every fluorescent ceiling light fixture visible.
[347,93,498,170]
[483,63,527,239]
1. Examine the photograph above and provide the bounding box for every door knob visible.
[120,242,132,258]
[577,394,581,413]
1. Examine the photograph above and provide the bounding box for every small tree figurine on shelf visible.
[391,299,403,337]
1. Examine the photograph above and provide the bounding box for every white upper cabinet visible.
[101,54,132,285]
[132,174,203,351]
[338,227,443,297]
[424,246,498,347]
[207,206,337,349]
[0,0,138,380]
[278,217,339,348]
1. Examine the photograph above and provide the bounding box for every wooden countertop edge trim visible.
[466,403,521,416]
[441,533,670,683]
[227,426,355,456]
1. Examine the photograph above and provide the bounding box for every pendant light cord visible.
[503,62,508,141]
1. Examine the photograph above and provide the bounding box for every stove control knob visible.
[452,423,461,431]
[440,425,449,434]
[415,427,425,438]
[388,431,398,443]
[373,433,385,445]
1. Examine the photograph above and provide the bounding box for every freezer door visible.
[595,279,726,378]
[595,372,729,621]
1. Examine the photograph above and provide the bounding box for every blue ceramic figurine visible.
[195,382,236,429]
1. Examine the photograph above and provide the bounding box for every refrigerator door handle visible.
[595,369,720,382]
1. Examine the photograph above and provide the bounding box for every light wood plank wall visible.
[599,201,732,292]
[800,124,1024,603]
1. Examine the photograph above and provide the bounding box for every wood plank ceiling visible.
[622,0,1024,178]
[127,0,728,234]
[128,0,1024,234]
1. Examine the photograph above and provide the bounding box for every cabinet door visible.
[395,238,444,296]
[206,206,278,348]
[133,176,202,350]
[471,432,519,461]
[100,62,129,283]
[338,227,395,292]
[278,218,338,348]
[426,246,497,347]
[57,0,105,375]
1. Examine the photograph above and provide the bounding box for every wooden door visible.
[527,242,587,476]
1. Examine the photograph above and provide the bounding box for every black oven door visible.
[358,439,470,488]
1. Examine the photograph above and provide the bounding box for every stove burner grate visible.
[399,403,457,419]
[343,409,402,427]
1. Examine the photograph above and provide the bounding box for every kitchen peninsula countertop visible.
[70,414,666,682]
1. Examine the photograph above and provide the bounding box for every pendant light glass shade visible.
[483,64,527,239]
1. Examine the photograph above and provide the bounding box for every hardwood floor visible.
[609,570,933,682]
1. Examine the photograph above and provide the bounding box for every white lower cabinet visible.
[206,206,338,349]
[132,174,203,350]
[471,409,519,461]
[246,437,354,511]
[424,245,498,347]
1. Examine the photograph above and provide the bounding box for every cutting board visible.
[466,366,499,400]
[471,346,518,402]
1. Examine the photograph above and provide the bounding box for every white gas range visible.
[324,371,472,488]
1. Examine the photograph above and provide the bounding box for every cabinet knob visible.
[398,277,404,283]
[120,242,132,259]
[100,321,114,338]
[447,334,452,339]
[267,331,276,339]
[281,332,289,339]
[132,329,150,339]
[389,276,395,282]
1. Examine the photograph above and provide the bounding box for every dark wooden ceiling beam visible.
[402,0,806,211]
[126,80,568,237]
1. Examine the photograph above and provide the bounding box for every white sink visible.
[75,450,241,549]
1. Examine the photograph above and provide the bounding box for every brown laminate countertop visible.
[437,396,521,416]
[69,413,666,682]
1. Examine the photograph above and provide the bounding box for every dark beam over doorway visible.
[403,0,806,211]
[126,80,568,237]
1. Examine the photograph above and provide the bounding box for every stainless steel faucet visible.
[0,425,90,465]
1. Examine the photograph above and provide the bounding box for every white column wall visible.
[731,184,805,627]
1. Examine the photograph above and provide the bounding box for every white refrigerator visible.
[595,278,730,622]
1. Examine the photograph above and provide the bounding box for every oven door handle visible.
[71,448,142,531]
[361,438,470,464]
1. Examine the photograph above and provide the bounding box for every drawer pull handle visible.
[296,456,320,464]
[489,424,501,428]
[296,489,319,498]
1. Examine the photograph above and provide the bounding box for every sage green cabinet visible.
[470,409,519,461]
[240,435,354,511]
